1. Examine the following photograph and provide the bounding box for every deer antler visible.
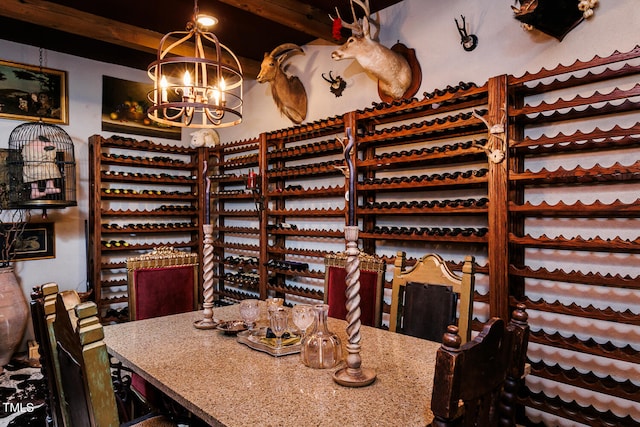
[331,0,370,37]
[472,109,507,164]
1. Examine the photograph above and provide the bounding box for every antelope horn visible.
[269,43,304,59]
[322,72,337,83]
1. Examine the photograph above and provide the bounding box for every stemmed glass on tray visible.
[239,299,260,330]
[291,304,314,341]
[269,308,289,348]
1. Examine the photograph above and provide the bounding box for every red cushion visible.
[326,267,379,326]
[133,266,195,320]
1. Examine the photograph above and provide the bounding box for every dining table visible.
[103,304,440,427]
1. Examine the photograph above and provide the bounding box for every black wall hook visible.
[455,15,478,52]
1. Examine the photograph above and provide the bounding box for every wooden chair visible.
[52,292,175,427]
[30,282,80,427]
[390,251,475,343]
[324,251,386,327]
[429,304,530,427]
[127,247,199,409]
[126,246,199,321]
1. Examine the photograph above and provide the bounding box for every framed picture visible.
[101,76,181,140]
[13,222,55,261]
[0,59,68,124]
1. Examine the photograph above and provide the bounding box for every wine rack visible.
[88,135,205,322]
[262,116,348,303]
[506,46,640,425]
[208,137,261,304]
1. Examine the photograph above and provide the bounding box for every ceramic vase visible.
[300,303,342,369]
[0,267,29,368]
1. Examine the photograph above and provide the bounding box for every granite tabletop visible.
[103,305,438,427]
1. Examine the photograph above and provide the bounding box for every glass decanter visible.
[300,304,342,369]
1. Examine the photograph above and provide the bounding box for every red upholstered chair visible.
[126,247,199,406]
[323,251,385,327]
[127,246,199,321]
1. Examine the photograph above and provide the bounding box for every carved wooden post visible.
[194,224,216,329]
[333,226,377,387]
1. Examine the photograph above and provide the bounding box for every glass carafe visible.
[300,304,342,369]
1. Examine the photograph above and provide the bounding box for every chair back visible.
[324,251,385,327]
[30,283,79,427]
[127,246,199,320]
[52,294,120,427]
[390,251,475,343]
[430,304,530,427]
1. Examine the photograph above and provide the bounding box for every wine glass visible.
[266,297,284,319]
[269,308,289,348]
[239,299,260,330]
[291,304,314,339]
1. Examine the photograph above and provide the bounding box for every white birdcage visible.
[7,121,77,209]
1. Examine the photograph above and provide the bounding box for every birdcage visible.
[7,122,77,209]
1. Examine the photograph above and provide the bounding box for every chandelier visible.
[147,0,243,128]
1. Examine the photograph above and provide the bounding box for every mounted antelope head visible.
[331,0,412,100]
[322,71,347,97]
[257,43,308,124]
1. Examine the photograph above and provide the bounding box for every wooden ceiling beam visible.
[216,0,336,43]
[1,0,261,77]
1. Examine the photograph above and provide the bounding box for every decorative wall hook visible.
[472,109,506,164]
[454,15,478,52]
[322,71,347,97]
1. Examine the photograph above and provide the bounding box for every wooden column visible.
[87,136,101,306]
[487,75,510,320]
[258,132,269,300]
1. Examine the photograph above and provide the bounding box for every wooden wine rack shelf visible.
[88,134,205,322]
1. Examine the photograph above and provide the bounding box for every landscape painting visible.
[0,59,68,124]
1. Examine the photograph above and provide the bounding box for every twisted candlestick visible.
[194,224,217,329]
[333,226,376,387]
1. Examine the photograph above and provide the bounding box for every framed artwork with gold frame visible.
[0,59,68,124]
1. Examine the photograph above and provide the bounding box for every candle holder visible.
[194,223,217,329]
[333,226,376,387]
[194,164,216,329]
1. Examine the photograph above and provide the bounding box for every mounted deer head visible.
[257,43,308,124]
[331,0,412,100]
